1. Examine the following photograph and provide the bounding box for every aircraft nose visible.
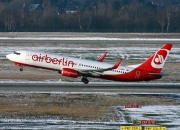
[6,54,12,60]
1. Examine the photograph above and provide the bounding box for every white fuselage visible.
[6,50,134,75]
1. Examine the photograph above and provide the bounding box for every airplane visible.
[6,43,172,84]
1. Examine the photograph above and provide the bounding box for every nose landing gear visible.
[81,77,89,84]
[14,62,23,72]
[20,67,23,71]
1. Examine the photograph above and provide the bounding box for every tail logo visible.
[154,54,164,64]
[151,49,168,69]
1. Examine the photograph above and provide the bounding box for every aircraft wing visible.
[76,58,123,76]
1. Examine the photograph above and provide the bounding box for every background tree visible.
[165,6,176,32]
[1,9,19,31]
[157,9,166,32]
[0,0,180,32]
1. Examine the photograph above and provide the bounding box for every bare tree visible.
[87,12,92,31]
[1,9,18,31]
[157,10,166,32]
[120,6,130,20]
[77,10,92,31]
[77,15,83,30]
[165,6,175,33]
[97,3,107,16]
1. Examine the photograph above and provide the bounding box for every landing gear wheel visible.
[81,77,89,84]
[20,67,23,71]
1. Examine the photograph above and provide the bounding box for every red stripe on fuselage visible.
[13,62,161,82]
[93,69,162,81]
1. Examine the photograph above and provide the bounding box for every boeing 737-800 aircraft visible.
[6,43,172,84]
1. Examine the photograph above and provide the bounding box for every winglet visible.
[98,52,108,62]
[112,58,123,69]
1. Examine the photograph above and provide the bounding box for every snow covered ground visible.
[1,43,180,62]
[1,36,180,41]
[0,91,179,129]
[1,33,180,62]
[0,104,179,129]
[117,105,180,128]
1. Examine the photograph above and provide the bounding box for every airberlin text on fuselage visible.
[32,54,74,67]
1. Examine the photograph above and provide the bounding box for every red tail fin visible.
[137,43,172,73]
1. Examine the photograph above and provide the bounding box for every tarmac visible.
[0,83,179,93]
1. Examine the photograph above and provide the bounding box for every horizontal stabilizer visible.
[149,73,163,76]
[149,72,169,76]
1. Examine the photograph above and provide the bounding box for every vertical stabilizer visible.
[137,43,172,73]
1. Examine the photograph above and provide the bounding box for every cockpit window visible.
[14,51,21,55]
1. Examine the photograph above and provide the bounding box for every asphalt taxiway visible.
[0,83,179,93]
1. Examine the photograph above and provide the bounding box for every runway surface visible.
[0,83,179,93]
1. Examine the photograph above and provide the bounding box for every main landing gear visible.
[81,77,89,84]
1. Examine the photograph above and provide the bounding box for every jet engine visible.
[61,68,79,78]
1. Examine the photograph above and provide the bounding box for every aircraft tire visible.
[20,68,23,71]
[82,78,89,84]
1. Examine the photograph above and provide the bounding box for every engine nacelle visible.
[61,68,79,78]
